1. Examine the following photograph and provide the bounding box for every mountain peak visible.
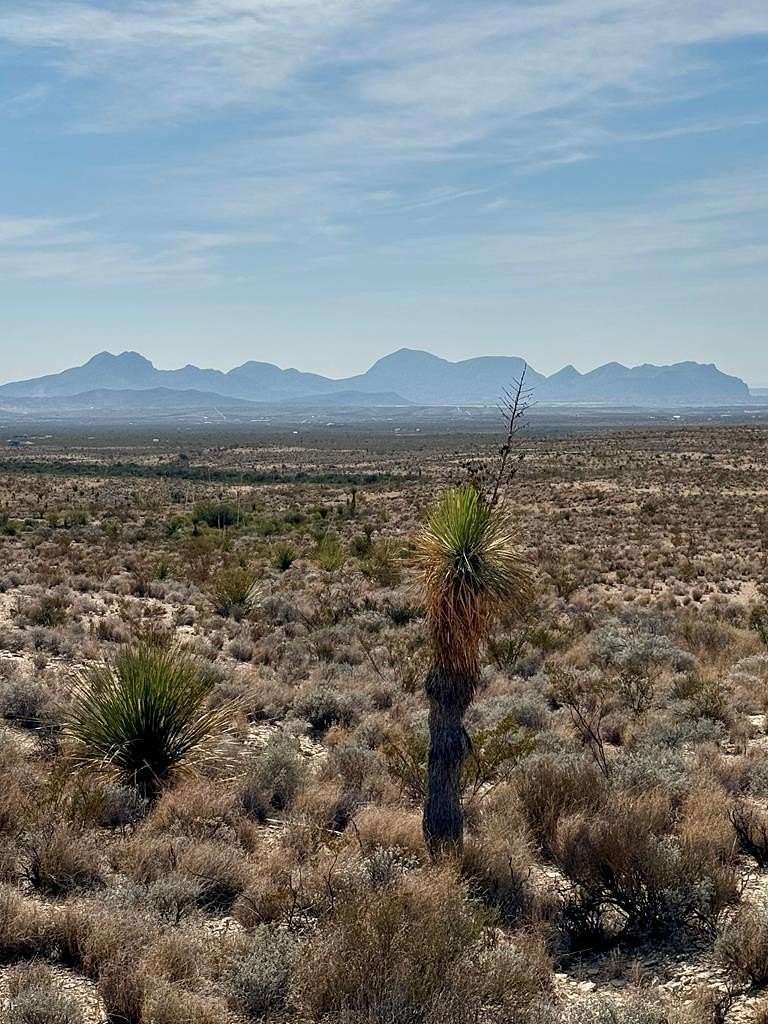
[86,350,155,369]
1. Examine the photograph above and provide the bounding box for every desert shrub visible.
[142,984,229,1024]
[678,672,732,726]
[194,502,238,529]
[141,929,207,985]
[554,789,737,939]
[610,747,690,800]
[92,783,148,826]
[294,684,355,732]
[730,800,768,867]
[6,962,83,1024]
[462,933,553,1020]
[65,642,232,800]
[750,606,768,647]
[143,984,230,1024]
[462,802,536,924]
[293,777,360,832]
[211,565,259,619]
[0,673,51,729]
[360,539,402,587]
[25,825,104,896]
[178,841,250,913]
[293,868,486,1022]
[514,752,605,854]
[325,740,386,803]
[147,779,239,840]
[225,926,301,1018]
[351,805,425,861]
[312,532,345,572]
[550,993,684,1023]
[228,638,254,662]
[350,526,374,557]
[17,594,68,628]
[272,542,297,572]
[141,874,204,924]
[384,602,422,627]
[241,733,307,815]
[593,620,695,675]
[548,665,614,776]
[716,905,768,985]
[98,953,146,1024]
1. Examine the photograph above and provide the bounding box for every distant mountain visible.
[538,360,749,405]
[342,350,546,404]
[0,351,333,402]
[0,348,752,408]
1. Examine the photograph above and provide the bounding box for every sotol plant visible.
[65,643,233,800]
[416,485,532,855]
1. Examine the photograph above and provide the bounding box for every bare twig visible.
[489,364,535,506]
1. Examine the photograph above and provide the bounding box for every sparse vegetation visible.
[0,420,766,1020]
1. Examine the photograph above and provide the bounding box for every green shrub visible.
[361,538,402,586]
[193,501,238,529]
[211,564,259,619]
[65,643,232,800]
[312,532,345,572]
[271,542,297,572]
[751,606,768,648]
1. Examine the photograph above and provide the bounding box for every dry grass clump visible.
[715,905,768,985]
[24,825,104,896]
[294,867,528,1022]
[6,962,84,1024]
[0,886,54,961]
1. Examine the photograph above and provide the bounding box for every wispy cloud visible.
[1,1,766,150]
[372,165,768,285]
[0,217,271,282]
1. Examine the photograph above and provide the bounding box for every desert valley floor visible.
[0,419,768,1023]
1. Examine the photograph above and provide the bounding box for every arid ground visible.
[1,418,768,1023]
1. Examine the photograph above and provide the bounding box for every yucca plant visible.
[211,564,260,619]
[415,485,533,855]
[64,643,232,801]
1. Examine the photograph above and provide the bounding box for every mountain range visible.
[0,349,754,412]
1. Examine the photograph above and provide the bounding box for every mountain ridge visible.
[0,348,751,407]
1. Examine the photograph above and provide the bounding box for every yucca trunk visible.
[423,668,474,856]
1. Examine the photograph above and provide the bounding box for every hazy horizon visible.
[1,2,767,383]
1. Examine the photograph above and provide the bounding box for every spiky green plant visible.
[415,485,533,855]
[312,532,345,572]
[65,643,232,800]
[272,541,297,573]
[211,564,260,619]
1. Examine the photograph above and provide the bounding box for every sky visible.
[1,1,767,385]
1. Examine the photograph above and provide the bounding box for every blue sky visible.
[1,1,767,384]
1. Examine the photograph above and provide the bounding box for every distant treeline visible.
[0,458,412,487]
